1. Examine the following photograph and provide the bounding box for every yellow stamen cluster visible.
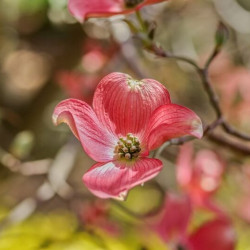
[114,133,141,160]
[125,0,143,8]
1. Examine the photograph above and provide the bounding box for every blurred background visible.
[0,0,250,249]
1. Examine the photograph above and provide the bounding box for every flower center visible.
[124,0,144,8]
[127,78,143,90]
[114,133,141,160]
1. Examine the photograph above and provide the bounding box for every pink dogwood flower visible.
[56,71,101,105]
[53,72,202,199]
[188,218,236,250]
[177,143,224,209]
[56,39,119,104]
[208,52,250,127]
[80,199,120,235]
[213,67,250,127]
[152,194,192,244]
[69,0,168,22]
[149,194,236,250]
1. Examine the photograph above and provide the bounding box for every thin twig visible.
[198,68,222,119]
[203,117,224,134]
[204,46,220,70]
[147,44,200,70]
[149,43,250,142]
[127,13,250,143]
[222,123,250,141]
[121,39,250,155]
[208,133,250,155]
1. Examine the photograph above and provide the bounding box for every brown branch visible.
[203,117,224,134]
[208,133,250,155]
[204,45,220,70]
[131,14,250,143]
[198,68,222,119]
[222,122,250,141]
[121,40,250,155]
[148,43,250,142]
[147,44,200,70]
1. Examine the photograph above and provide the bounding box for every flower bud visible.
[215,22,229,49]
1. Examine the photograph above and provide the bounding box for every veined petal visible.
[188,218,236,250]
[146,104,203,151]
[93,72,171,139]
[82,158,163,199]
[53,98,117,162]
[68,0,168,22]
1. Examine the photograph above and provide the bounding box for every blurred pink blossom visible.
[81,39,119,73]
[80,199,120,235]
[235,164,250,223]
[177,143,225,210]
[56,39,119,104]
[152,193,192,244]
[56,72,101,105]
[188,217,236,250]
[209,52,250,127]
[148,194,236,250]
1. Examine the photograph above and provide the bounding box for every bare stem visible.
[135,10,147,33]
[148,43,250,142]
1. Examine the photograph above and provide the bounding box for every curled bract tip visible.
[52,113,58,126]
[192,118,204,139]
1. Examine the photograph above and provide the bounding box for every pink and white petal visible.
[82,158,163,199]
[188,218,236,250]
[68,0,125,22]
[146,104,203,151]
[93,72,171,138]
[176,143,194,187]
[53,98,117,162]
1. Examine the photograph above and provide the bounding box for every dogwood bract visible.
[53,72,203,199]
[69,0,168,22]
[151,194,236,250]
[177,143,225,208]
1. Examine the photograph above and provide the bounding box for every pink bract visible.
[149,194,236,250]
[188,218,236,250]
[177,143,224,208]
[53,72,203,199]
[69,0,168,22]
[152,193,192,243]
[56,39,118,104]
[56,71,101,105]
[212,67,250,127]
[80,200,120,235]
